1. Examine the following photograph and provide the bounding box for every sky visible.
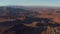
[0,0,60,7]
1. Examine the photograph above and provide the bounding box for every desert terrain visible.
[0,6,60,34]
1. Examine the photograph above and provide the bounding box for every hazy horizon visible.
[0,0,60,7]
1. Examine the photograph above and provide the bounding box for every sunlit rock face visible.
[0,6,60,34]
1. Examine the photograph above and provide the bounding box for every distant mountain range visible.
[1,5,60,9]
